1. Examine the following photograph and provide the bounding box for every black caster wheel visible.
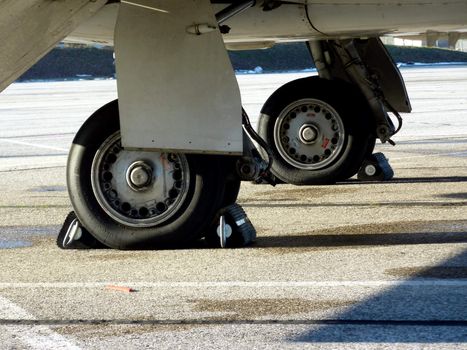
[207,204,256,248]
[357,152,394,181]
[57,211,106,249]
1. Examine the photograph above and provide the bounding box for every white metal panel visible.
[307,0,467,37]
[115,0,242,154]
[0,0,107,93]
[220,3,315,43]
[69,3,316,47]
[68,1,467,46]
[67,3,119,46]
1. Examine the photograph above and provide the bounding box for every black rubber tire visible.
[258,76,375,185]
[338,135,376,182]
[201,162,241,246]
[67,100,227,249]
[222,179,241,207]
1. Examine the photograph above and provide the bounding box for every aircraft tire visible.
[222,178,241,207]
[339,135,376,181]
[67,100,227,249]
[258,76,375,185]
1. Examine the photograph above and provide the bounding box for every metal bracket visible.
[236,109,276,185]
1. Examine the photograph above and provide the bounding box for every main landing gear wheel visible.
[258,77,375,185]
[67,100,231,249]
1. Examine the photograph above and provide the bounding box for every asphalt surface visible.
[0,66,466,349]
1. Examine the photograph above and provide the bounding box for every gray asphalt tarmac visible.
[0,66,466,349]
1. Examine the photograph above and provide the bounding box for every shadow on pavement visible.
[290,249,467,343]
[255,231,467,249]
[342,176,467,185]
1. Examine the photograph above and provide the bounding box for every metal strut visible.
[332,40,397,144]
[308,39,407,145]
[215,0,256,24]
[239,108,276,185]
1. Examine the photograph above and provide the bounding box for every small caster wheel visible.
[57,212,105,249]
[357,152,394,181]
[208,204,256,248]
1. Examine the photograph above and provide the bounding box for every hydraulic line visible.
[242,108,274,173]
[216,1,256,24]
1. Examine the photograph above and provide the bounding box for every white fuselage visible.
[68,1,467,48]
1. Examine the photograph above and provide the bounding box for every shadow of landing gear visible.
[251,220,467,249]
[254,230,467,250]
[343,176,467,185]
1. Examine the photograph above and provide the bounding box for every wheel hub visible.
[299,124,319,144]
[126,161,153,191]
[274,99,345,170]
[91,132,190,228]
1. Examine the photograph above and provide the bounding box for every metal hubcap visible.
[365,164,377,176]
[126,161,153,191]
[299,124,319,144]
[274,99,345,170]
[91,132,190,228]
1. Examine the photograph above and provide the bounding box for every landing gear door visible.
[115,0,242,154]
[355,38,412,113]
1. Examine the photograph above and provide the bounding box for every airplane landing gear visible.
[258,77,375,185]
[67,100,238,249]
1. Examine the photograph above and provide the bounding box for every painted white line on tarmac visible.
[0,295,82,350]
[390,150,467,161]
[0,138,68,152]
[0,280,466,289]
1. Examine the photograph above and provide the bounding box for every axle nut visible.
[126,161,153,190]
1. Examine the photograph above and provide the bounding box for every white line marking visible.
[0,280,466,288]
[390,150,467,161]
[0,295,81,349]
[121,1,169,13]
[0,138,68,152]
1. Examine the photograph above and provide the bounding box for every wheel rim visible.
[274,99,345,170]
[91,132,190,228]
